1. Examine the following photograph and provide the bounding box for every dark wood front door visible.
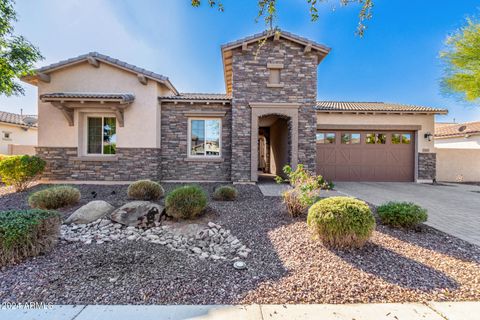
[316,130,415,182]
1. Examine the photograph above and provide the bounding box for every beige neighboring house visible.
[20,30,448,183]
[435,121,480,182]
[0,111,38,155]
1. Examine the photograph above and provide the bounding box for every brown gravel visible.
[0,183,479,304]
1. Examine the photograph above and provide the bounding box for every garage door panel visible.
[316,130,414,182]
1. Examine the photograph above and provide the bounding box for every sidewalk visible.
[2,302,479,320]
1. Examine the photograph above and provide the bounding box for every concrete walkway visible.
[258,182,342,198]
[334,182,480,246]
[1,302,479,320]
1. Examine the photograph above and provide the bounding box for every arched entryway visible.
[250,103,299,182]
[258,115,291,179]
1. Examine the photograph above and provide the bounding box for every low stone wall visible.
[36,147,161,181]
[418,152,436,181]
[436,148,480,182]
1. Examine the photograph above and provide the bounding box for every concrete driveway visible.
[334,182,480,246]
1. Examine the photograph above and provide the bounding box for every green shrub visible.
[165,185,208,219]
[213,185,238,201]
[0,209,61,266]
[28,186,81,210]
[127,180,164,200]
[377,202,428,228]
[307,197,376,248]
[277,164,334,190]
[277,164,333,216]
[0,155,46,192]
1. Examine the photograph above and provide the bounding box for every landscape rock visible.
[65,200,115,224]
[60,220,250,262]
[110,201,164,227]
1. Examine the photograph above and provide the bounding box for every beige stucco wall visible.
[436,148,480,182]
[316,113,436,152]
[36,61,173,149]
[0,123,37,154]
[435,135,480,149]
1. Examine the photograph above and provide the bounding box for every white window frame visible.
[84,115,117,156]
[187,117,222,158]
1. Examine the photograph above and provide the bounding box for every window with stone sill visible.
[188,118,221,158]
[86,116,117,155]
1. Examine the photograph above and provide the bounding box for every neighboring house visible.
[0,111,37,155]
[21,29,447,183]
[435,121,480,182]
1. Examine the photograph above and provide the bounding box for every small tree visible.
[191,0,374,36]
[0,0,43,96]
[0,155,45,192]
[440,17,480,102]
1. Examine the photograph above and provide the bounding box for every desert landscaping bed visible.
[0,183,479,304]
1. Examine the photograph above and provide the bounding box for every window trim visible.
[187,117,222,159]
[84,115,117,156]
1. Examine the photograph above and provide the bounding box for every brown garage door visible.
[316,130,415,182]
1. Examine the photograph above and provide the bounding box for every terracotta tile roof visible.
[40,92,135,103]
[158,93,232,102]
[0,110,38,127]
[315,101,448,114]
[435,121,480,138]
[26,52,178,94]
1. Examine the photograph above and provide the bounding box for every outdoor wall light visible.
[424,132,433,141]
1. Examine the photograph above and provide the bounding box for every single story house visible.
[21,29,447,183]
[435,121,480,182]
[0,111,37,155]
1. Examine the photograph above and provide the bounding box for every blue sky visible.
[1,0,479,123]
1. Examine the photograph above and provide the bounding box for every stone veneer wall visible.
[418,152,436,180]
[230,38,318,181]
[36,147,161,181]
[160,102,232,181]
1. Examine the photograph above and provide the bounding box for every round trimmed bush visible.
[165,185,208,219]
[377,202,427,229]
[28,186,81,210]
[307,196,375,248]
[127,180,164,200]
[213,185,238,201]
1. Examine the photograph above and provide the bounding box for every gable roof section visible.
[0,110,38,127]
[435,121,480,138]
[221,29,331,94]
[22,52,178,95]
[315,101,448,114]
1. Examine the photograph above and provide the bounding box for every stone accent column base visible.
[418,152,436,181]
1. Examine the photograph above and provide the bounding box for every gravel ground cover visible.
[0,183,479,304]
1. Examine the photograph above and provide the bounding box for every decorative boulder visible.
[109,201,164,228]
[65,200,114,224]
